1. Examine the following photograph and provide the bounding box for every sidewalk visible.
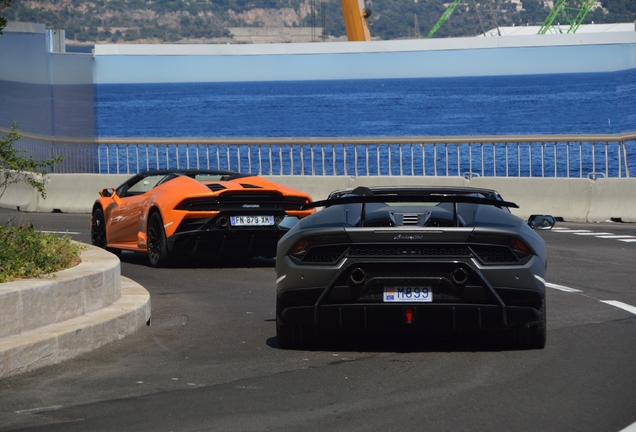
[0,246,151,378]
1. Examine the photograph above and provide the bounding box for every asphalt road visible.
[1,208,635,432]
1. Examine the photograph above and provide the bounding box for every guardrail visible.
[4,129,635,178]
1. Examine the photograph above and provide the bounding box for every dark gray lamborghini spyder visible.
[275,186,555,350]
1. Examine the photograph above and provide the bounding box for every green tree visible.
[2,0,633,42]
[519,0,549,25]
[0,0,11,34]
[0,123,64,201]
[124,28,140,41]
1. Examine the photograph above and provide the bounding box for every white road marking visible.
[551,227,636,244]
[619,420,636,432]
[15,405,63,414]
[545,282,582,293]
[600,301,636,316]
[596,235,635,239]
[546,282,636,317]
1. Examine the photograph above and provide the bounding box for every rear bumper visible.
[277,257,545,333]
[168,228,285,258]
[168,211,296,258]
[281,302,541,333]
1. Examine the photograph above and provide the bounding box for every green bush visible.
[0,223,82,283]
[1,122,64,201]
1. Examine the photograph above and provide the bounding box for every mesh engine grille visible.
[470,245,518,263]
[300,243,520,264]
[348,245,472,257]
[301,244,471,263]
[179,197,306,211]
[304,245,349,263]
[187,202,304,211]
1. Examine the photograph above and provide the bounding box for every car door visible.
[107,175,164,245]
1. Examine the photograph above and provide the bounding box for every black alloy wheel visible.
[91,207,121,257]
[147,211,172,268]
[91,207,107,248]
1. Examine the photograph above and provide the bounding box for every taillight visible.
[468,233,533,262]
[289,234,350,261]
[291,239,311,255]
[509,238,530,255]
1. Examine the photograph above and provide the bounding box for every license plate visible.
[383,286,432,302]
[230,215,274,226]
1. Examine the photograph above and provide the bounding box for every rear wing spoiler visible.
[302,194,519,210]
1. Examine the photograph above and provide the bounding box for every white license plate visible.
[383,286,432,302]
[230,215,275,226]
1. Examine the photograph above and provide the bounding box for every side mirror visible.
[99,188,115,198]
[99,188,123,205]
[527,214,556,230]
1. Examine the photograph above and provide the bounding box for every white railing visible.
[4,130,636,178]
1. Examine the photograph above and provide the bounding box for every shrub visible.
[0,69,79,282]
[0,222,83,283]
[0,122,64,201]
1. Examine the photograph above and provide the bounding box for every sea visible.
[94,70,636,176]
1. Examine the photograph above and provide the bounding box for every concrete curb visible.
[3,174,636,223]
[0,174,636,222]
[268,175,636,223]
[0,246,151,379]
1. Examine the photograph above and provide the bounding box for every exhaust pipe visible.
[217,216,230,228]
[452,268,468,285]
[350,268,367,285]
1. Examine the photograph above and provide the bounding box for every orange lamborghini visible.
[90,170,315,267]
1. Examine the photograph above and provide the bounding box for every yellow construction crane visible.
[340,0,372,41]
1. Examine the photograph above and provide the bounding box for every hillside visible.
[2,0,634,44]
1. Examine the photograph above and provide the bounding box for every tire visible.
[91,207,121,257]
[276,317,294,350]
[276,298,313,349]
[510,298,546,350]
[147,211,172,268]
[526,298,547,349]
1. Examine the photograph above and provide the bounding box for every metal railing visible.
[4,129,635,178]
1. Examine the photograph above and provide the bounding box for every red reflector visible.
[291,239,310,254]
[405,308,414,324]
[511,239,530,253]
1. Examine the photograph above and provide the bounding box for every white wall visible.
[92,32,636,84]
[0,24,94,137]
